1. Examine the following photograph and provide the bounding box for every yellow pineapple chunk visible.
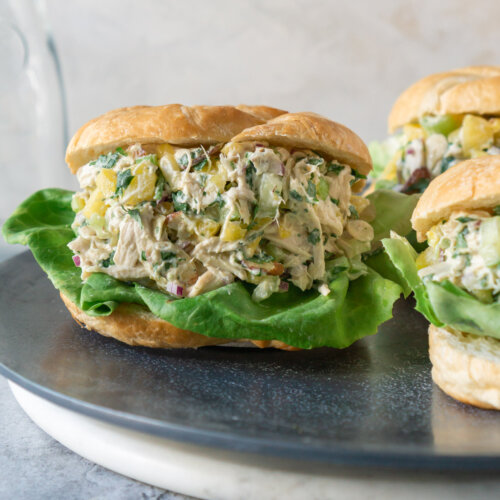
[208,158,220,174]
[195,219,221,238]
[82,189,107,218]
[220,220,247,241]
[470,149,489,158]
[157,144,175,156]
[247,236,262,255]
[403,124,426,142]
[209,172,226,192]
[123,164,157,205]
[96,169,117,197]
[278,225,291,239]
[157,144,179,171]
[461,115,494,155]
[416,247,433,270]
[382,150,402,181]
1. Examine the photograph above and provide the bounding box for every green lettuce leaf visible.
[2,188,403,349]
[426,281,500,339]
[382,234,500,339]
[368,140,392,178]
[362,189,422,296]
[367,189,420,243]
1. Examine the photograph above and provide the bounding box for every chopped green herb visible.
[154,171,166,201]
[317,178,329,200]
[456,216,475,223]
[440,156,456,173]
[349,205,359,219]
[210,192,225,209]
[327,162,344,175]
[115,169,134,195]
[246,252,274,263]
[193,158,208,171]
[480,276,489,288]
[289,190,303,202]
[116,147,127,156]
[135,154,158,166]
[247,230,264,242]
[92,152,120,169]
[330,197,339,205]
[352,169,367,181]
[178,153,189,168]
[199,173,208,187]
[141,251,147,261]
[125,208,143,228]
[306,157,324,166]
[306,180,317,200]
[246,204,260,230]
[455,226,469,249]
[493,205,500,216]
[160,251,178,270]
[246,161,256,189]
[172,191,189,213]
[464,254,472,267]
[307,228,321,245]
[101,251,115,268]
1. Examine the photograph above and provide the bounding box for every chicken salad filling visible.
[416,209,500,303]
[68,142,374,301]
[369,114,500,193]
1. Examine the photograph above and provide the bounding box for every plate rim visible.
[1,251,500,471]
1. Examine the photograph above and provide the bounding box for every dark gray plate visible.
[1,252,499,470]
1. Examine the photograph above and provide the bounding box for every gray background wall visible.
[2,0,500,258]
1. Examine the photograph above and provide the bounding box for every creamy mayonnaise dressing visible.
[418,211,500,302]
[69,142,373,301]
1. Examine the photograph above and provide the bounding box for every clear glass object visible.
[0,0,71,260]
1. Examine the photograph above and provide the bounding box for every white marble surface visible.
[0,376,189,499]
[9,381,500,500]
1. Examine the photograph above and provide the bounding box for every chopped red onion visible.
[72,255,81,267]
[179,240,192,249]
[279,281,289,291]
[158,193,172,205]
[406,148,415,155]
[166,282,184,297]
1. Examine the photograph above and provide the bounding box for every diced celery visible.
[258,173,282,217]
[418,114,461,136]
[461,115,494,155]
[252,276,280,302]
[71,194,85,213]
[479,217,500,266]
[317,178,329,200]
